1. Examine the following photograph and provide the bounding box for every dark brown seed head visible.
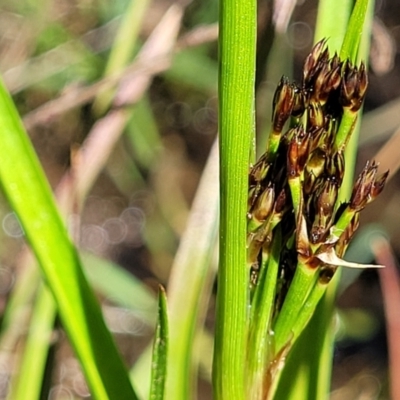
[326,151,345,187]
[310,179,338,244]
[369,170,389,203]
[249,154,271,184]
[322,64,342,94]
[287,125,311,178]
[312,61,331,103]
[352,62,368,112]
[304,148,327,192]
[309,126,326,152]
[329,53,341,70]
[339,61,369,112]
[274,188,288,215]
[303,39,328,85]
[272,76,295,132]
[253,185,275,222]
[303,40,330,88]
[350,161,378,211]
[308,102,325,129]
[291,86,307,117]
[340,61,358,108]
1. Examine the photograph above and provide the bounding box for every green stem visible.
[290,279,328,342]
[273,263,319,353]
[247,229,281,398]
[213,0,256,397]
[334,109,357,152]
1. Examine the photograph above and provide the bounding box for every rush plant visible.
[246,39,387,399]
[215,0,385,399]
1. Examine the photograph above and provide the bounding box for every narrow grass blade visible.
[7,284,56,400]
[130,139,219,400]
[93,0,151,114]
[213,0,256,398]
[149,286,169,400]
[165,140,219,400]
[340,0,369,62]
[0,78,137,399]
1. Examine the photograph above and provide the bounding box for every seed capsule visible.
[252,185,275,222]
[303,39,329,87]
[350,161,378,211]
[308,103,325,129]
[272,77,295,133]
[339,61,369,112]
[287,125,310,178]
[310,179,338,244]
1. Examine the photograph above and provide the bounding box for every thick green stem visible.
[213,0,256,398]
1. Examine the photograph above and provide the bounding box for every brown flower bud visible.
[303,39,329,87]
[249,154,271,184]
[310,179,338,244]
[287,125,310,178]
[308,102,325,129]
[272,76,295,133]
[252,185,275,222]
[329,53,341,70]
[309,126,326,152]
[369,170,389,202]
[321,64,342,98]
[312,61,331,103]
[350,161,378,211]
[326,151,345,187]
[339,61,369,112]
[291,86,307,117]
[274,188,287,214]
[304,148,326,194]
[248,155,272,210]
[355,62,368,111]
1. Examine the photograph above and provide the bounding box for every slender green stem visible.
[334,109,358,152]
[247,229,281,398]
[165,141,219,400]
[213,0,256,397]
[273,263,319,353]
[290,280,328,342]
[340,0,369,62]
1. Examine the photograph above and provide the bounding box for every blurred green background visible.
[0,0,399,398]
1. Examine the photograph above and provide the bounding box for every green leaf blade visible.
[0,77,137,400]
[150,286,169,400]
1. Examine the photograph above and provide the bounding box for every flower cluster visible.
[247,40,388,294]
